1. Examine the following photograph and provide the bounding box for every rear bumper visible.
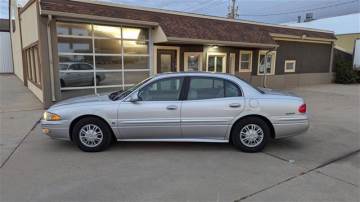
[41,120,71,141]
[273,116,309,139]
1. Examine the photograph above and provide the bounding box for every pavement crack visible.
[234,149,360,202]
[315,170,359,188]
[0,119,40,169]
[262,151,289,163]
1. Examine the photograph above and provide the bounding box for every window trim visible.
[239,50,253,72]
[184,76,242,101]
[206,52,227,73]
[184,52,203,71]
[137,76,185,102]
[230,53,236,74]
[284,60,296,73]
[257,50,276,75]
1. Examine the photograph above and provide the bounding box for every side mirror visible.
[129,93,140,103]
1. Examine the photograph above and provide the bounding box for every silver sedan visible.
[42,72,309,152]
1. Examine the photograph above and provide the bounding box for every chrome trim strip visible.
[117,138,229,143]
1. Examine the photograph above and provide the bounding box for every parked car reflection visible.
[59,63,106,87]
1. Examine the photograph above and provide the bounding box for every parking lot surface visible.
[0,75,359,202]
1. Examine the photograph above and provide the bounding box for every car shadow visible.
[111,141,235,152]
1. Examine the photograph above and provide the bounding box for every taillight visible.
[298,104,307,113]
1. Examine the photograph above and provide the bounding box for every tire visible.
[72,117,113,152]
[60,79,65,87]
[93,76,100,86]
[231,117,270,153]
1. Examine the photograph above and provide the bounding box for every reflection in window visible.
[123,40,148,54]
[139,78,183,101]
[59,55,94,70]
[124,56,148,69]
[188,77,224,100]
[56,22,150,99]
[93,25,121,38]
[94,39,121,54]
[123,27,148,40]
[239,51,252,72]
[124,71,150,85]
[96,72,123,86]
[208,55,225,72]
[58,38,92,53]
[184,52,202,71]
[95,56,122,71]
[57,22,92,36]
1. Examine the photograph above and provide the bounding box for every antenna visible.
[227,0,239,19]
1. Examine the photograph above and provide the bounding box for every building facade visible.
[0,19,13,73]
[10,0,336,108]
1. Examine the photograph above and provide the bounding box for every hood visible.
[51,94,110,108]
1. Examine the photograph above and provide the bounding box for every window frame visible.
[257,50,276,75]
[239,50,253,72]
[184,76,242,101]
[284,60,296,73]
[56,21,151,95]
[206,52,227,73]
[24,43,42,89]
[184,52,203,71]
[137,76,185,102]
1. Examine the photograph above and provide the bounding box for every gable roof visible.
[284,13,360,35]
[39,0,336,47]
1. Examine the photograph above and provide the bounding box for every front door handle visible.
[229,103,241,108]
[166,105,178,110]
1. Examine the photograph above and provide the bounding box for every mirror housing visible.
[129,93,140,103]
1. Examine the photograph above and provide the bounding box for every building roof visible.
[0,19,10,32]
[39,0,336,46]
[284,13,360,35]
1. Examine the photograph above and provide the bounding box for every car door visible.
[181,76,245,139]
[117,77,184,139]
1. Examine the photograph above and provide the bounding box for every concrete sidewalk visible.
[0,74,43,167]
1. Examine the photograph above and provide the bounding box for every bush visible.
[334,60,360,84]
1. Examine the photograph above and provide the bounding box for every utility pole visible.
[227,0,239,19]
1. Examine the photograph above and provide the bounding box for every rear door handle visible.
[229,103,241,108]
[166,105,178,110]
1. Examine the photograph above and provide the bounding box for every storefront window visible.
[57,22,150,99]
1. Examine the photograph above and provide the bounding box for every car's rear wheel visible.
[231,117,270,152]
[72,117,113,152]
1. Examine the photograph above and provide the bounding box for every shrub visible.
[334,60,360,84]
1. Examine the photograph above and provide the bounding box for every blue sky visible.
[1,0,359,23]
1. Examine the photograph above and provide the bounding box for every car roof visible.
[154,72,238,79]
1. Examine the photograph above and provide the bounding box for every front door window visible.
[157,49,177,73]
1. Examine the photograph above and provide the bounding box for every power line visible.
[238,0,359,17]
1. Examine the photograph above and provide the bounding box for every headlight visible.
[43,111,62,121]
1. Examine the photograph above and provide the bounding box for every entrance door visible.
[157,49,177,73]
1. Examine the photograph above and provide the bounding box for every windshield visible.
[234,75,265,94]
[109,77,152,101]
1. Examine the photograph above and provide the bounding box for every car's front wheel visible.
[72,117,113,152]
[231,117,270,152]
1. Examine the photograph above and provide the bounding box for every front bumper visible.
[272,116,309,139]
[41,120,71,140]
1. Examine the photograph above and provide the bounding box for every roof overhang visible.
[270,33,336,44]
[40,9,159,27]
[165,37,279,49]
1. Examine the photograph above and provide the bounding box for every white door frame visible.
[153,46,180,74]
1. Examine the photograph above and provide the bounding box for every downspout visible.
[47,15,56,102]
